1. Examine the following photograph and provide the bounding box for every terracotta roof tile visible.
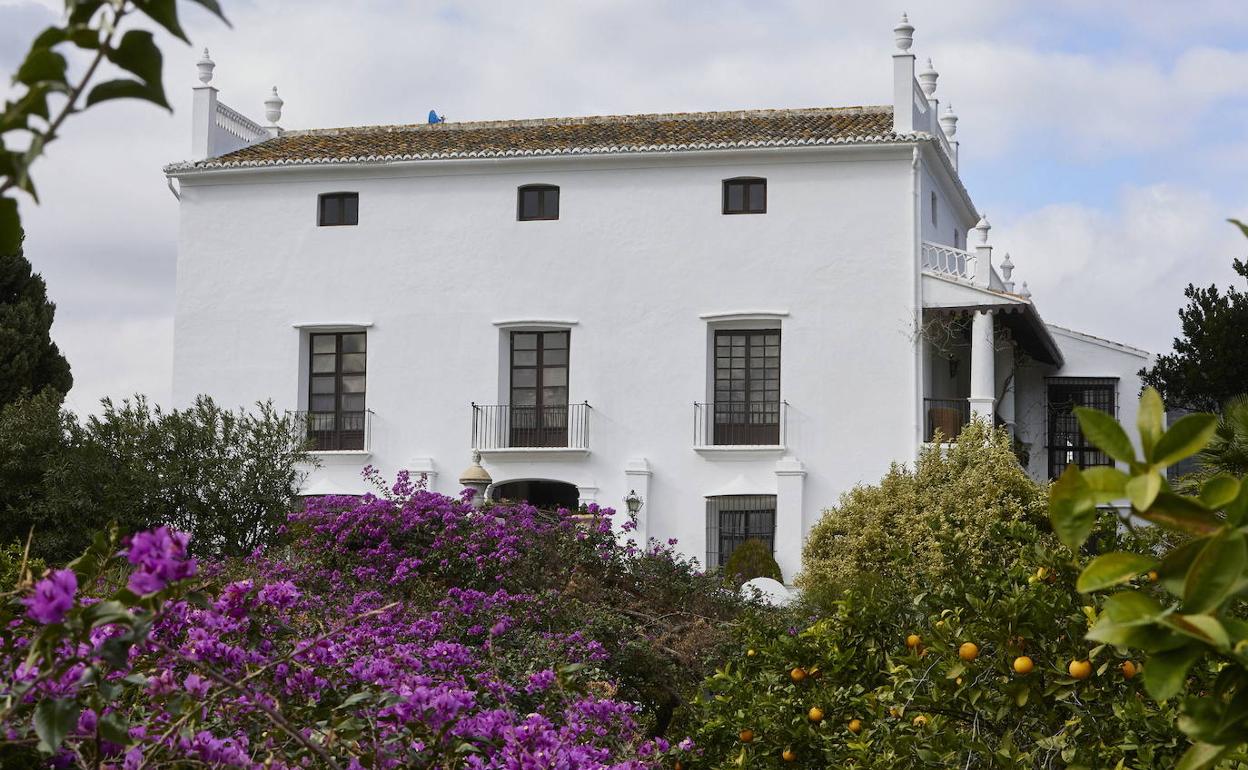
[175,105,913,171]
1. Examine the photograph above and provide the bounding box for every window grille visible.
[706,495,777,569]
[1046,377,1118,479]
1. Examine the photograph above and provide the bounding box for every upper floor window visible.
[931,192,938,226]
[307,331,367,450]
[318,193,359,226]
[1046,377,1118,479]
[518,185,559,221]
[713,329,780,445]
[723,177,766,215]
[509,330,569,446]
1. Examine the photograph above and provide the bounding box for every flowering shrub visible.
[0,470,743,768]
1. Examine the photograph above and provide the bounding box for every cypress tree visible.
[0,235,72,407]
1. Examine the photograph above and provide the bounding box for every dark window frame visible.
[317,192,359,227]
[307,331,367,450]
[517,184,560,221]
[706,495,777,569]
[1046,377,1118,479]
[722,177,767,215]
[931,191,938,226]
[508,330,571,447]
[712,328,781,445]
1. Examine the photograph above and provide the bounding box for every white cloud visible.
[998,184,1248,353]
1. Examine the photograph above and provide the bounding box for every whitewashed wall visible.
[172,146,920,581]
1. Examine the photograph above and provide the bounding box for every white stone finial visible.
[894,13,915,51]
[1000,252,1015,291]
[1020,281,1032,300]
[939,103,958,139]
[196,48,215,85]
[974,215,991,245]
[918,58,939,96]
[264,86,283,125]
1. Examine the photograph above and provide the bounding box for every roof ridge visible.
[284,105,893,137]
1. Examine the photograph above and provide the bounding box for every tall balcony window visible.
[305,332,367,450]
[509,330,569,447]
[709,329,781,445]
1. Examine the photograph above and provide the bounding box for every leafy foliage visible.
[0,393,311,563]
[1177,395,1248,494]
[1140,220,1248,413]
[0,241,70,409]
[0,473,750,767]
[723,538,783,587]
[1,0,228,253]
[1049,387,1248,769]
[798,420,1049,594]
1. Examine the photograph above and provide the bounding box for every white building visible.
[165,18,1150,581]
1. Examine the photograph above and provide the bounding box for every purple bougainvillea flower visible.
[23,568,77,625]
[125,527,197,595]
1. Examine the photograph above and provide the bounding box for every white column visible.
[892,15,916,133]
[623,457,652,543]
[191,84,217,160]
[969,310,996,422]
[774,456,806,585]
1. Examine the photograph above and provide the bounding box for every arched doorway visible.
[490,479,579,511]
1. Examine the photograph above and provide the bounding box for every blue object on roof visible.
[428,110,444,124]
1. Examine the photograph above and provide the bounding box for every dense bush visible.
[0,470,753,767]
[0,393,311,563]
[678,422,1227,769]
[723,539,783,587]
[799,420,1049,593]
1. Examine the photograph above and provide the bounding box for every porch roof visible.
[921,273,1064,367]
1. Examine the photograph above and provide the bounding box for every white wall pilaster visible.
[623,457,652,543]
[775,456,806,585]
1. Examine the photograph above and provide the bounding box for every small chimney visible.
[892,13,918,134]
[190,49,218,160]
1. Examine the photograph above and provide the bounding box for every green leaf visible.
[81,600,132,629]
[106,31,164,90]
[1081,466,1129,498]
[1077,552,1156,593]
[16,48,68,87]
[1138,388,1165,460]
[1164,614,1231,649]
[1175,741,1231,770]
[1200,475,1241,511]
[1153,413,1219,469]
[1103,590,1164,624]
[1144,645,1203,701]
[1229,482,1248,527]
[33,699,79,754]
[1142,493,1224,536]
[1049,465,1097,551]
[1074,407,1136,464]
[132,0,189,42]
[84,78,169,110]
[1183,532,1246,613]
[188,0,231,23]
[98,711,128,744]
[1160,537,1209,596]
[0,198,21,255]
[1126,471,1162,511]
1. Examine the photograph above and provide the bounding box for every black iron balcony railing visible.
[924,397,970,443]
[471,402,591,450]
[294,410,373,452]
[694,401,788,447]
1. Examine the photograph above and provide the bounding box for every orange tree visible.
[672,423,1222,769]
[1050,387,1248,769]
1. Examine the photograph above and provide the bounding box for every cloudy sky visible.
[2,0,1247,413]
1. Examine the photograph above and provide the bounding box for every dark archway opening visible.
[491,480,579,511]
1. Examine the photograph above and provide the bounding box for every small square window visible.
[318,193,359,226]
[723,178,766,214]
[518,185,559,220]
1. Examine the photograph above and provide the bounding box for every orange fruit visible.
[790,667,806,683]
[847,718,862,734]
[739,728,754,743]
[906,634,921,649]
[782,748,797,762]
[959,642,979,661]
[1147,570,1159,582]
[1013,656,1034,675]
[1068,659,1092,680]
[1121,661,1137,679]
[808,706,824,723]
[912,715,928,728]
[674,763,683,770]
